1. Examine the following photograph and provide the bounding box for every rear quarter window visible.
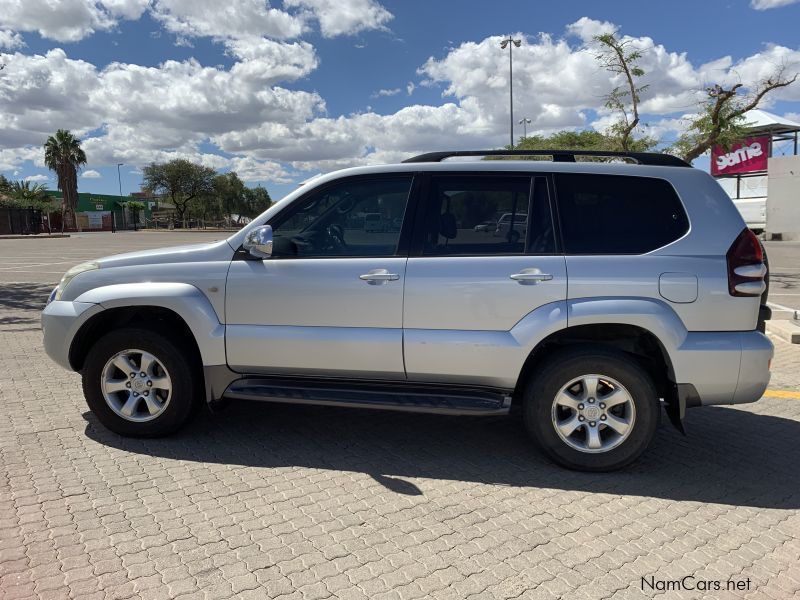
[554,173,689,254]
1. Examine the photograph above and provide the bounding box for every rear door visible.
[402,173,567,389]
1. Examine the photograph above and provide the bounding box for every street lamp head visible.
[513,39,521,47]
[500,40,509,49]
[519,117,531,125]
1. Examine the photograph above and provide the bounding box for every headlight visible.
[53,261,100,301]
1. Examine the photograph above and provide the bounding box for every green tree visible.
[0,179,53,210]
[142,159,216,227]
[511,129,656,153]
[593,33,653,151]
[213,172,247,223]
[242,185,272,221]
[43,129,87,231]
[126,200,145,231]
[671,69,798,163]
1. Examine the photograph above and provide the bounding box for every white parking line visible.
[768,301,799,317]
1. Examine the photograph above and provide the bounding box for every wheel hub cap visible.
[583,405,601,421]
[100,349,172,422]
[550,374,636,454]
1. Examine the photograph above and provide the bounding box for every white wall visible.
[766,155,800,241]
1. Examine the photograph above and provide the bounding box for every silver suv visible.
[41,150,773,471]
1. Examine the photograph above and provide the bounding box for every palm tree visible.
[10,180,49,204]
[44,129,87,231]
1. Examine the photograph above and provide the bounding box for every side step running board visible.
[223,377,512,416]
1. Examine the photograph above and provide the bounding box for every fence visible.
[0,208,42,235]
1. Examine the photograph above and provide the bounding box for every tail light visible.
[726,228,766,297]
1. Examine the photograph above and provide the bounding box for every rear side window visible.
[417,175,555,256]
[554,174,689,254]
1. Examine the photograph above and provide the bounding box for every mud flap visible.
[664,393,686,435]
[665,383,703,436]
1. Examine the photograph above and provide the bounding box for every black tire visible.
[523,348,660,472]
[82,327,198,437]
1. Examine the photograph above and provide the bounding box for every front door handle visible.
[360,269,400,285]
[510,268,553,284]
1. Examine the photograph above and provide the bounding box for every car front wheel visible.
[82,327,198,437]
[524,349,660,471]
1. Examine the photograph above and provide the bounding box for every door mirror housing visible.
[243,225,273,259]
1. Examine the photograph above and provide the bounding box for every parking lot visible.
[1,231,799,600]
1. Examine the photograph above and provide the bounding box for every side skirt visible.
[221,375,513,416]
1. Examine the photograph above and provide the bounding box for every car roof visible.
[319,160,695,179]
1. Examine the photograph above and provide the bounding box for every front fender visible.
[74,282,226,366]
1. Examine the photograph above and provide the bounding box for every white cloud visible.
[225,37,318,85]
[751,0,800,9]
[24,174,49,182]
[81,169,102,178]
[283,0,392,38]
[1,15,799,188]
[566,17,616,42]
[0,29,25,49]
[150,0,305,41]
[372,87,401,98]
[100,0,150,19]
[0,0,120,43]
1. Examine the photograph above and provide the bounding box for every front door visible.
[225,175,415,379]
[403,173,567,388]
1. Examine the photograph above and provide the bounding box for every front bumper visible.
[41,300,101,371]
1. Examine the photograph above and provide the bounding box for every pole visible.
[117,163,124,231]
[508,42,514,148]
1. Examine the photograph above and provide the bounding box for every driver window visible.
[269,177,413,258]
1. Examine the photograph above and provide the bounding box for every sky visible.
[1,0,800,201]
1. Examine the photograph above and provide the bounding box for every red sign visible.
[711,136,770,176]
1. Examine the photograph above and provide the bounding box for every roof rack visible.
[402,149,690,168]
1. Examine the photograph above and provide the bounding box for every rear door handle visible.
[510,269,553,284]
[360,269,400,285]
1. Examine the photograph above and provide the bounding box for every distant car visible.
[363,213,384,232]
[474,220,496,233]
[493,212,528,242]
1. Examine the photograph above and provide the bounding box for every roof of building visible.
[743,109,800,134]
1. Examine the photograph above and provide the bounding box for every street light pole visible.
[117,163,125,231]
[500,36,522,148]
[519,117,531,140]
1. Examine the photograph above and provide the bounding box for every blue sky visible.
[2,0,800,201]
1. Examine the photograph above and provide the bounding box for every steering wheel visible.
[326,223,347,251]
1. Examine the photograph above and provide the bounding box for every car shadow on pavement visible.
[84,401,800,509]
[0,282,53,311]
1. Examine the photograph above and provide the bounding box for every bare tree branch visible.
[676,69,798,162]
[594,34,648,151]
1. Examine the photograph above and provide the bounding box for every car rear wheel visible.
[82,327,198,437]
[523,348,660,471]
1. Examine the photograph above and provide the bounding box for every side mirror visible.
[243,225,273,259]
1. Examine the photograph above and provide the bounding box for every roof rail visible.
[402,149,691,168]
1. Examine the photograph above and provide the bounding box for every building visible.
[43,190,160,231]
[712,109,800,240]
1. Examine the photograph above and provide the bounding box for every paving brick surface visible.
[1,233,799,599]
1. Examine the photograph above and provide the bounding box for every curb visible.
[0,234,71,239]
[766,320,800,344]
